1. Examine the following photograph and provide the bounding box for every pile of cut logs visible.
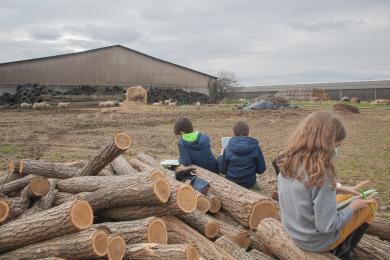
[0,132,389,259]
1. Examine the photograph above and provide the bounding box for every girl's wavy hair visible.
[276,111,346,187]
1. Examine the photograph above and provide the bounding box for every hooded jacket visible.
[178,132,219,173]
[218,136,266,188]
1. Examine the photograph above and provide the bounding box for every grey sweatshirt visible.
[278,173,353,252]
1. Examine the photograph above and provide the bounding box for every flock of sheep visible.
[19,100,202,110]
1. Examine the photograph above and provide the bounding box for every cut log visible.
[214,217,251,250]
[10,160,79,179]
[19,178,58,218]
[129,158,155,172]
[0,199,93,253]
[196,192,211,213]
[0,173,20,187]
[99,184,197,221]
[0,174,36,194]
[77,132,132,176]
[107,234,126,260]
[214,236,254,260]
[96,217,168,244]
[255,218,338,260]
[74,177,170,210]
[208,192,222,213]
[97,165,115,176]
[182,165,277,229]
[0,177,50,223]
[248,249,275,260]
[56,172,164,193]
[354,234,390,260]
[111,155,137,175]
[0,229,109,259]
[367,218,390,241]
[53,191,73,206]
[249,230,274,257]
[179,210,220,239]
[162,216,232,260]
[124,243,199,260]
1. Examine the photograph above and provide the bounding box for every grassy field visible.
[0,104,389,215]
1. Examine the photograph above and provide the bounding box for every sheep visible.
[98,101,116,107]
[57,102,70,108]
[195,102,201,108]
[168,101,177,108]
[164,99,171,105]
[33,101,50,110]
[20,103,32,109]
[153,101,163,106]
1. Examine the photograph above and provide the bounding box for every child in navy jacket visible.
[174,116,219,173]
[218,121,266,188]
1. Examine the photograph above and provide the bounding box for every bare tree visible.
[210,71,239,102]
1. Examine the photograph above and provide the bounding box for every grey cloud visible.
[28,27,62,41]
[291,19,365,31]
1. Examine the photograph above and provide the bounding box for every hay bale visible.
[126,86,147,103]
[333,103,360,113]
[372,99,390,105]
[341,96,350,102]
[351,97,360,103]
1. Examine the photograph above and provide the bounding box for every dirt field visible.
[0,105,389,215]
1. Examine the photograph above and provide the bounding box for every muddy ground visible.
[0,105,389,216]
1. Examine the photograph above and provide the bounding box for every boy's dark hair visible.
[174,116,193,135]
[233,121,249,136]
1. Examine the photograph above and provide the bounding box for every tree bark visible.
[214,236,254,260]
[367,218,390,241]
[179,210,220,239]
[96,165,114,176]
[11,159,79,178]
[124,244,199,260]
[99,184,197,221]
[354,234,390,260]
[0,229,109,259]
[0,199,93,253]
[214,216,251,250]
[255,218,338,260]
[0,173,20,187]
[53,191,73,206]
[56,172,163,193]
[181,165,277,229]
[73,177,170,210]
[247,249,275,260]
[128,158,156,172]
[95,217,168,244]
[76,132,131,176]
[162,216,233,260]
[110,155,137,175]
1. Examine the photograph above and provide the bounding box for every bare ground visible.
[0,105,389,215]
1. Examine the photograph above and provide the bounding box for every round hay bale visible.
[126,86,147,103]
[333,103,360,113]
[351,97,360,103]
[341,96,350,102]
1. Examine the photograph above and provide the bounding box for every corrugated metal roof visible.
[0,44,217,79]
[235,80,390,92]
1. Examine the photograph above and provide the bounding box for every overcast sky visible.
[1,0,389,85]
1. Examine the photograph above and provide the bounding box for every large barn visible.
[230,80,390,101]
[0,45,217,95]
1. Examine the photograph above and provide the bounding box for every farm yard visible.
[0,103,389,210]
[0,101,389,259]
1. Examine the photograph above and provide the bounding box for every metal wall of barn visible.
[0,46,216,95]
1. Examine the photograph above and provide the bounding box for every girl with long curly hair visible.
[276,111,377,259]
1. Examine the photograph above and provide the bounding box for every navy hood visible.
[227,136,259,156]
[181,133,210,151]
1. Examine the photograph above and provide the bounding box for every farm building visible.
[0,45,217,95]
[231,80,390,101]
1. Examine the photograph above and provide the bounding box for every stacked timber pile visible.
[0,135,389,259]
[333,103,360,113]
[147,87,209,104]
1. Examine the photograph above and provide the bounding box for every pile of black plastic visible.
[63,85,125,95]
[147,87,209,105]
[0,84,47,107]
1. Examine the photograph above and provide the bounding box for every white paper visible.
[221,137,231,150]
[160,159,180,166]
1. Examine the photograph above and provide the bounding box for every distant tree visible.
[210,71,239,102]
